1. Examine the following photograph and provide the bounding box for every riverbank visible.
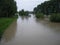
[0,18,17,39]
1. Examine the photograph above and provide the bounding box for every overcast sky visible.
[15,0,48,11]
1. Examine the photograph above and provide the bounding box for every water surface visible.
[1,14,60,45]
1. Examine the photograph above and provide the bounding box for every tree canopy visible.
[19,9,29,16]
[33,0,60,15]
[0,0,17,17]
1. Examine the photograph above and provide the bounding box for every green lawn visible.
[0,18,16,39]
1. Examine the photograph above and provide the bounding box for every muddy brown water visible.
[0,14,60,45]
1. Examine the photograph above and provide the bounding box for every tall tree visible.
[0,0,17,17]
[33,0,60,15]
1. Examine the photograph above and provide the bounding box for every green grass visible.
[0,18,16,39]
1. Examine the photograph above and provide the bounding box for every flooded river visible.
[0,14,60,45]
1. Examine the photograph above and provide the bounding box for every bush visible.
[19,10,29,16]
[35,13,44,19]
[50,13,60,22]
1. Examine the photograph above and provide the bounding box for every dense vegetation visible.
[0,0,17,39]
[34,0,60,15]
[0,0,17,17]
[35,12,44,19]
[50,13,60,22]
[19,9,29,16]
[34,0,60,22]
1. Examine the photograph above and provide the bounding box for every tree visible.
[0,0,17,17]
[19,9,29,16]
[33,0,60,15]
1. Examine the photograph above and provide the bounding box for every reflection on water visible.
[20,16,30,20]
[35,18,60,33]
[0,14,60,45]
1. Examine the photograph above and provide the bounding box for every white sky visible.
[15,0,48,11]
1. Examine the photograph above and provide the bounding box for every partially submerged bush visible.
[19,9,29,16]
[50,13,60,22]
[35,13,44,19]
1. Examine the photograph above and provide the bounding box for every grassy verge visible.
[0,18,17,39]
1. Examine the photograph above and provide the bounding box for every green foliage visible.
[0,18,15,39]
[34,0,60,22]
[34,0,60,15]
[35,13,44,19]
[19,9,29,16]
[50,13,60,22]
[0,0,17,17]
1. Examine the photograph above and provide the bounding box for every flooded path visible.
[0,14,60,45]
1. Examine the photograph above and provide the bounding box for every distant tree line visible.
[0,0,17,17]
[19,9,29,16]
[34,0,60,15]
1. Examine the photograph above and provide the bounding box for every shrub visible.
[19,10,29,16]
[35,13,44,19]
[50,13,60,22]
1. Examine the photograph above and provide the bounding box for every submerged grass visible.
[0,18,16,39]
